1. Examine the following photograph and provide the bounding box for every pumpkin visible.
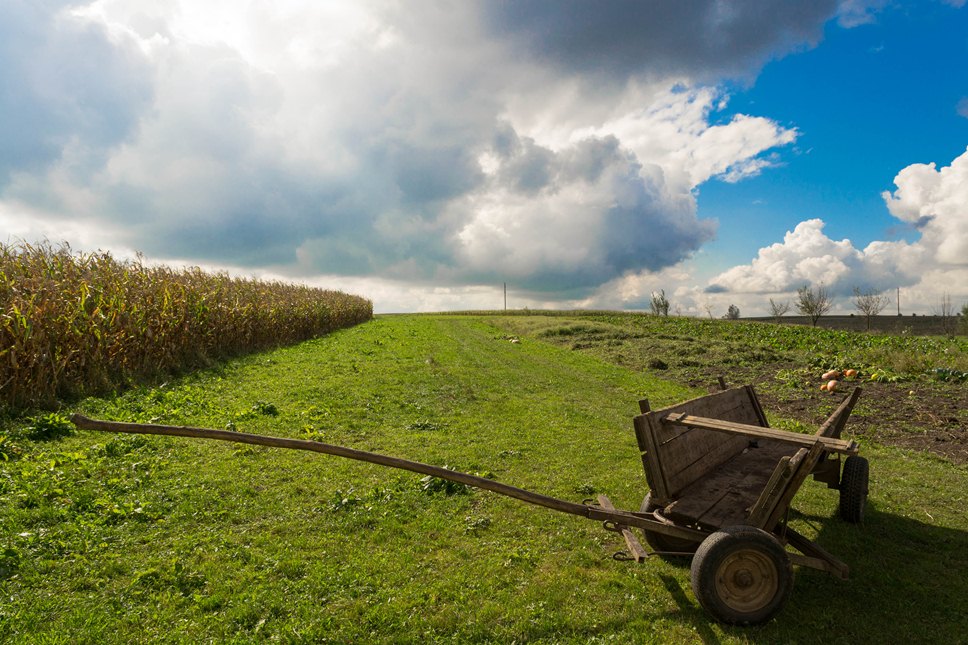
[826,379,839,392]
[822,370,841,380]
[844,369,858,378]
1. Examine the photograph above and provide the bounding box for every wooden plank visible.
[598,495,648,562]
[745,384,770,427]
[816,387,862,439]
[663,442,795,528]
[634,413,669,502]
[747,453,800,529]
[662,432,749,497]
[644,412,670,504]
[786,527,850,579]
[639,387,770,499]
[664,414,858,454]
[762,442,827,531]
[666,488,732,526]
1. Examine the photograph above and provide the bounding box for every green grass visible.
[1,315,966,642]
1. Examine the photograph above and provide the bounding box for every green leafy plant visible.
[22,413,74,441]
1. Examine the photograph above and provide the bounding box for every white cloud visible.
[1,1,832,308]
[573,88,798,193]
[883,147,968,266]
[704,148,968,314]
[837,0,890,28]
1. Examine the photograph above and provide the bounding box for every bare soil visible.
[683,361,968,465]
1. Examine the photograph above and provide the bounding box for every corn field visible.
[0,242,372,412]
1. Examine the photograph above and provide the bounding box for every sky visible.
[2,0,967,315]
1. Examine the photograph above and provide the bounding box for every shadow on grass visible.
[645,502,968,643]
[763,502,968,642]
[657,574,723,644]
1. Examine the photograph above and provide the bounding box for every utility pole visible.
[504,282,507,311]
[897,287,901,316]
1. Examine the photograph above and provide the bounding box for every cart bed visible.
[662,438,795,528]
[634,386,856,533]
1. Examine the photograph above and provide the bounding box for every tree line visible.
[649,285,967,334]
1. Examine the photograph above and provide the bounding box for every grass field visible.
[2,314,966,642]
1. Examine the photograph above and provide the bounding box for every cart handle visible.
[70,414,707,542]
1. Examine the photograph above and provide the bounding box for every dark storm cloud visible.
[478,0,837,82]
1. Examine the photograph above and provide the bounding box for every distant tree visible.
[797,284,833,326]
[650,289,670,316]
[933,292,956,335]
[724,304,740,320]
[769,298,790,323]
[961,302,968,335]
[853,287,889,331]
[703,302,714,319]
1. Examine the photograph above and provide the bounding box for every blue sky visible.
[703,3,968,264]
[2,1,967,314]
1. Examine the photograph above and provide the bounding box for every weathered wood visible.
[661,431,749,498]
[70,415,696,537]
[746,454,795,528]
[746,451,802,529]
[663,441,795,529]
[638,398,651,413]
[816,387,862,439]
[745,384,770,427]
[636,413,670,502]
[810,454,842,489]
[597,495,648,562]
[717,376,728,391]
[663,414,858,454]
[635,387,767,499]
[762,441,826,531]
[785,527,850,579]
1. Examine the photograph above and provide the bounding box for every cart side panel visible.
[637,387,766,500]
[633,414,668,500]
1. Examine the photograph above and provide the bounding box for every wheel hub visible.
[715,549,779,612]
[733,569,754,588]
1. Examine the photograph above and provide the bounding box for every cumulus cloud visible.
[882,147,968,267]
[706,219,920,296]
[707,148,968,311]
[1,0,833,306]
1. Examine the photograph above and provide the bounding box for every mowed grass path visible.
[2,315,966,643]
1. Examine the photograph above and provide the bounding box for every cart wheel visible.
[640,493,698,555]
[839,455,869,523]
[690,525,793,626]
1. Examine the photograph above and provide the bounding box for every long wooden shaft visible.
[69,414,706,541]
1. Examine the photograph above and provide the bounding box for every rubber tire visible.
[640,493,698,555]
[690,525,793,626]
[839,455,869,523]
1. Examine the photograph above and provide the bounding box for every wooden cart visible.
[624,383,868,624]
[70,383,867,626]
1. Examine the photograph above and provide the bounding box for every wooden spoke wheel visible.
[839,455,869,523]
[640,493,698,555]
[690,525,793,625]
